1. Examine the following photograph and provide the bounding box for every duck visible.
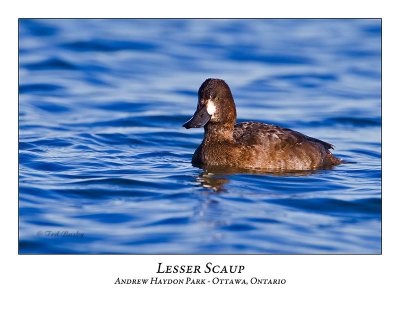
[183,78,342,171]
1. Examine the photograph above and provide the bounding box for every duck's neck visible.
[204,122,234,142]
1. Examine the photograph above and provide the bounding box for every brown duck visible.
[183,78,342,171]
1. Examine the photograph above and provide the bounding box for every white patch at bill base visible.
[207,100,216,115]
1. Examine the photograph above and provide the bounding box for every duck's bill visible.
[183,105,211,129]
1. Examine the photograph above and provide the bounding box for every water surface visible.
[19,19,381,254]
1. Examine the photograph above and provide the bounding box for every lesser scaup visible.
[183,78,342,171]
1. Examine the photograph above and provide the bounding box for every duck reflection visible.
[196,166,330,192]
[196,171,230,192]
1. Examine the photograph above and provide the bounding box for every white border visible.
[2,1,398,308]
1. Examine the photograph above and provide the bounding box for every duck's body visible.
[192,121,340,170]
[183,78,341,171]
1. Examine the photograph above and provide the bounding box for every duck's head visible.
[183,78,237,129]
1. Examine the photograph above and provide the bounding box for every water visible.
[19,19,381,254]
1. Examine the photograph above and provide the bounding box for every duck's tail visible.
[327,153,343,166]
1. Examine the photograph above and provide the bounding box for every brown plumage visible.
[183,78,342,171]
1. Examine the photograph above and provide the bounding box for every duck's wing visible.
[281,128,335,150]
[234,122,334,150]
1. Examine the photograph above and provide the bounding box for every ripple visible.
[151,216,191,226]
[61,39,157,52]
[275,72,338,82]
[29,161,74,172]
[74,213,134,224]
[53,188,157,199]
[294,116,381,128]
[19,83,63,94]
[221,223,257,232]
[34,102,71,113]
[20,19,59,37]
[228,49,314,65]
[269,197,381,215]
[96,101,149,112]
[68,177,167,188]
[23,58,77,70]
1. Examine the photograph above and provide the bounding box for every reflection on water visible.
[196,167,326,192]
[197,172,230,192]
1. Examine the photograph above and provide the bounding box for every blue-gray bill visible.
[183,105,211,129]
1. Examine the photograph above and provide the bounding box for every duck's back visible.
[233,122,341,170]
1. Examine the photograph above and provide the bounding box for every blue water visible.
[19,19,381,254]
